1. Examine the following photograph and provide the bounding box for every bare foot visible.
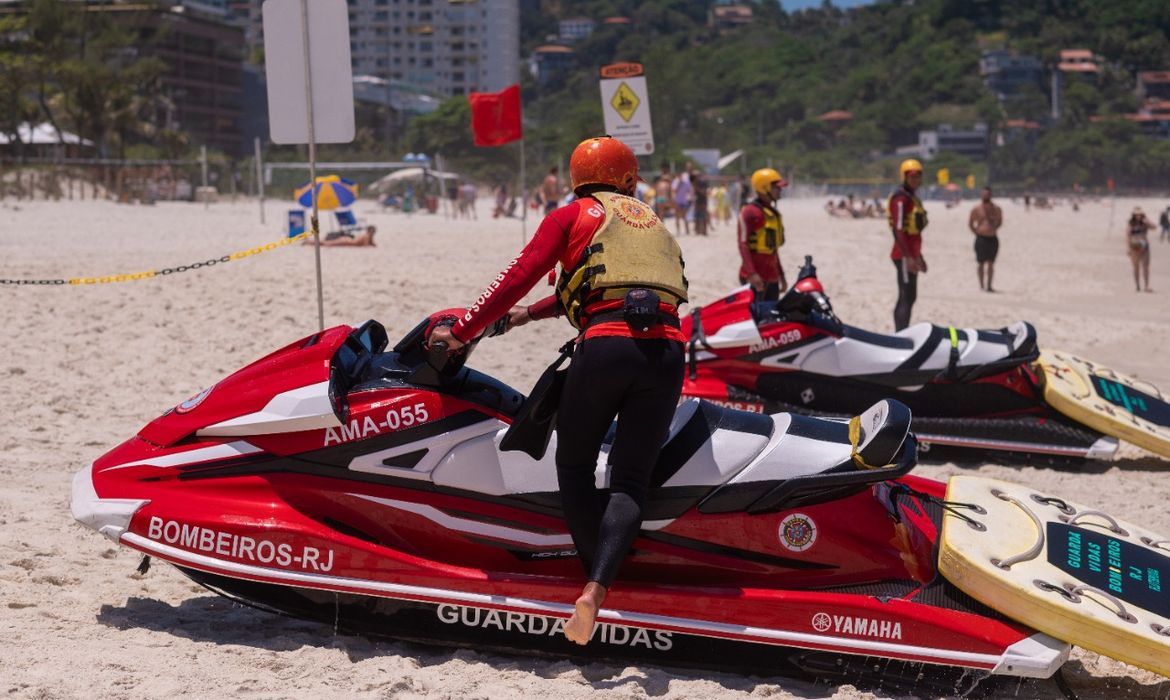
[564,582,607,645]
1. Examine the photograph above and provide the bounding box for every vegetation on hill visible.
[406,0,1170,190]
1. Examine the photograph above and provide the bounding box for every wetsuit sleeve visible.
[452,203,578,342]
[528,294,561,320]
[737,204,764,274]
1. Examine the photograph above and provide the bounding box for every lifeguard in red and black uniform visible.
[737,168,788,301]
[428,136,688,647]
[888,159,929,331]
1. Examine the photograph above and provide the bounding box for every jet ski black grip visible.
[428,340,450,371]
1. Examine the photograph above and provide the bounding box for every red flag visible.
[468,84,522,147]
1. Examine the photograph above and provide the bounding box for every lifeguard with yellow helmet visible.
[737,167,789,301]
[888,158,929,331]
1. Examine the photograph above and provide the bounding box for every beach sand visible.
[2,193,1169,699]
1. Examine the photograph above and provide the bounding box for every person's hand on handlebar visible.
[427,324,465,354]
[506,304,532,331]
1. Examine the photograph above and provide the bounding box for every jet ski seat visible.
[696,400,916,516]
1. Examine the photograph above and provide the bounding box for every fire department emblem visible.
[615,198,657,229]
[176,385,215,414]
[779,513,817,552]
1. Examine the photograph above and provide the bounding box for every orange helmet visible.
[569,136,639,193]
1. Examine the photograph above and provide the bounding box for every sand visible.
[2,192,1169,699]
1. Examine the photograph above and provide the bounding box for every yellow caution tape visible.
[2,231,314,286]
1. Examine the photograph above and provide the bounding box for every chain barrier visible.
[0,231,314,286]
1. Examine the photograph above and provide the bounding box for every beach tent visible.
[0,122,93,146]
[369,167,460,194]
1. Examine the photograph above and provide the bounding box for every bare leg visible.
[564,581,607,645]
[977,263,985,290]
[986,263,995,292]
[1132,255,1142,291]
[1142,254,1151,291]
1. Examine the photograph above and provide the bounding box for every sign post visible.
[599,62,654,156]
[263,0,355,331]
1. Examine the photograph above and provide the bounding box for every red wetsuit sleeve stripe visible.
[452,202,580,342]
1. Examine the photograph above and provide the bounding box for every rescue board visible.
[939,475,1170,678]
[1036,349,1170,459]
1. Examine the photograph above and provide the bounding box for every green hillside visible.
[407,0,1170,190]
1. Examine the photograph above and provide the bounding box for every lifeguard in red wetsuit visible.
[428,136,688,647]
[888,159,929,331]
[737,167,788,301]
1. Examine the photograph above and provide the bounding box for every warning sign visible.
[600,63,654,154]
[610,83,640,122]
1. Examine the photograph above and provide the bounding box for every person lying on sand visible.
[303,225,377,247]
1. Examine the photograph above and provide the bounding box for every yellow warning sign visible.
[610,82,639,123]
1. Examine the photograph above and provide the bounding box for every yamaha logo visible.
[811,611,904,640]
[811,612,832,632]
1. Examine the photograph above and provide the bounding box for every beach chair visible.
[334,209,363,236]
[287,209,306,238]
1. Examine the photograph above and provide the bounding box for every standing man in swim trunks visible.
[969,186,1003,292]
[428,136,688,646]
[540,166,564,214]
[888,159,928,331]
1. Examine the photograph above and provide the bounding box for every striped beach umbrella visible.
[295,175,359,210]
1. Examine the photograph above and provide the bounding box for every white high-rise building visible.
[236,0,519,97]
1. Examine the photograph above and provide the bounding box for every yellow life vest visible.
[890,188,928,235]
[746,201,784,254]
[556,191,689,329]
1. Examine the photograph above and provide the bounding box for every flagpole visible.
[300,0,325,332]
[519,138,527,244]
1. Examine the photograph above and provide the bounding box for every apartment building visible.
[234,0,518,97]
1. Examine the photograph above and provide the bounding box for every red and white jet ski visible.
[682,256,1129,462]
[72,315,1073,692]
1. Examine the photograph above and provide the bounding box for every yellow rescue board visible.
[939,476,1170,678]
[1036,349,1170,459]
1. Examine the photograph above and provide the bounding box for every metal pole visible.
[520,138,527,244]
[254,136,265,224]
[200,145,208,210]
[301,0,324,331]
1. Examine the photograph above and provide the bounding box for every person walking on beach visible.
[1159,206,1169,243]
[737,167,788,301]
[692,168,710,236]
[428,136,688,646]
[888,159,928,331]
[1128,207,1154,292]
[540,166,563,215]
[968,186,1003,292]
[672,167,693,236]
[653,163,673,220]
